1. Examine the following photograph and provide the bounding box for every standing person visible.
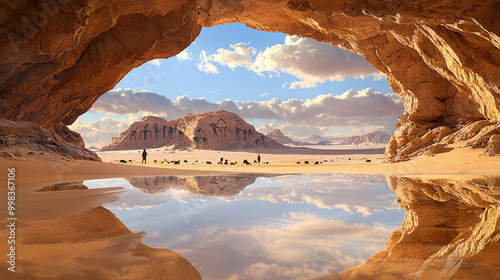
[257,154,261,164]
[142,149,148,164]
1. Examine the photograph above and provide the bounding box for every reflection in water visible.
[1,174,498,279]
[337,176,500,280]
[127,175,259,196]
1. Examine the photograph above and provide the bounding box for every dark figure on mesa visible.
[142,149,148,164]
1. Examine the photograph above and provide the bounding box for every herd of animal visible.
[118,157,373,165]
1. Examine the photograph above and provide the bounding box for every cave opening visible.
[70,23,403,150]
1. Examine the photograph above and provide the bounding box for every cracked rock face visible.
[0,0,499,160]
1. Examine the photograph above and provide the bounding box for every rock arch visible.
[0,0,499,160]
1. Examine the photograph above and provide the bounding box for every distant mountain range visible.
[266,129,302,146]
[267,129,391,146]
[340,131,392,145]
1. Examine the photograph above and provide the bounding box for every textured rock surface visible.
[340,131,391,145]
[127,175,258,197]
[0,119,99,160]
[101,110,283,151]
[335,175,500,279]
[267,128,301,145]
[0,0,499,160]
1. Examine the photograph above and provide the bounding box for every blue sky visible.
[71,23,403,148]
[85,174,403,280]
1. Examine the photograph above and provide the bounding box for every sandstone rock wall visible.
[336,175,500,279]
[0,0,499,160]
[101,110,283,151]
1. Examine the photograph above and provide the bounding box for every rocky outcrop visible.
[335,175,500,279]
[127,175,258,197]
[101,110,284,151]
[385,120,500,161]
[0,119,99,160]
[0,0,499,160]
[340,131,392,145]
[267,129,301,145]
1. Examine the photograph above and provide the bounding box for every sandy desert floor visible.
[1,144,499,189]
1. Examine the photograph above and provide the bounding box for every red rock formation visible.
[127,175,258,197]
[101,110,283,151]
[0,0,498,160]
[340,131,392,145]
[267,128,301,145]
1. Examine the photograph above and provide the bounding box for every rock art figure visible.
[153,123,160,140]
[139,124,152,140]
[130,127,138,141]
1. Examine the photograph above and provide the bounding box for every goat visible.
[206,161,212,164]
[366,159,372,163]
[304,161,309,164]
[119,160,127,163]
[184,160,188,163]
[243,160,251,165]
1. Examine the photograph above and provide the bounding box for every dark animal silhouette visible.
[230,162,236,165]
[243,160,251,165]
[206,161,212,164]
[174,160,180,165]
[297,162,300,164]
[224,159,228,165]
[314,161,319,165]
[130,127,138,141]
[194,136,210,148]
[167,126,174,140]
[236,127,242,140]
[154,160,158,163]
[163,125,167,138]
[128,160,133,162]
[260,135,267,147]
[139,124,152,140]
[184,160,188,163]
[208,119,229,139]
[305,161,309,164]
[119,160,127,163]
[366,159,372,163]
[248,129,254,139]
[255,139,261,147]
[153,123,160,140]
[254,160,258,163]
[196,128,206,138]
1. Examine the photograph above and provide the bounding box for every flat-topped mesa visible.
[101,110,283,151]
[0,0,499,160]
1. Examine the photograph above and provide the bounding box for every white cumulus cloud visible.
[197,50,219,74]
[69,117,131,148]
[148,59,161,66]
[200,35,383,88]
[176,50,192,61]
